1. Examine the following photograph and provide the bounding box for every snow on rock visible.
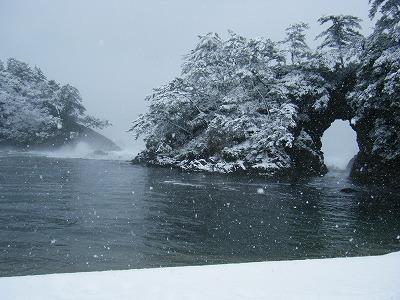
[0,252,399,300]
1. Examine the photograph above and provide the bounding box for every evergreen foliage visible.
[0,58,109,146]
[131,1,399,182]
[349,0,400,164]
[316,15,364,68]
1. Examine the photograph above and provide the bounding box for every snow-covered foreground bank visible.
[1,252,399,300]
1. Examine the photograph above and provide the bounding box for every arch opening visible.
[321,120,359,170]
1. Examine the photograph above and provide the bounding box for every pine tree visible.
[350,0,400,124]
[56,85,86,125]
[282,22,311,65]
[369,0,400,34]
[316,15,364,68]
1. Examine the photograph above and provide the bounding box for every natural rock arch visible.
[286,68,359,178]
[290,79,398,186]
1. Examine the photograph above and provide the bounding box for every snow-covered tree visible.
[316,15,364,68]
[54,85,85,125]
[0,61,57,144]
[369,0,400,34]
[349,0,400,173]
[6,58,35,81]
[0,58,109,146]
[131,32,331,175]
[281,22,311,65]
[130,4,398,183]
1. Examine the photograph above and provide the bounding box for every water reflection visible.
[141,167,400,264]
[0,153,399,277]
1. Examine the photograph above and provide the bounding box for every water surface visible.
[0,152,399,277]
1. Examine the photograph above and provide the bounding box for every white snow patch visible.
[0,252,399,300]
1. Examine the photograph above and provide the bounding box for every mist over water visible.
[30,142,137,161]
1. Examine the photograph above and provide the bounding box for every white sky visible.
[0,0,373,157]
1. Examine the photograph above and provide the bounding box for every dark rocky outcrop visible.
[288,67,357,177]
[350,147,400,186]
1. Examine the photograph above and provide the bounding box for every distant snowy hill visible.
[0,58,118,151]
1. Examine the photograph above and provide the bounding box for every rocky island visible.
[131,3,399,186]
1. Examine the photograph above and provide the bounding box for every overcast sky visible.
[0,0,372,163]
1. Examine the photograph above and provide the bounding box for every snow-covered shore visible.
[1,252,399,300]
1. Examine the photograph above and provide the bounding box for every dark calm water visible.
[0,151,399,277]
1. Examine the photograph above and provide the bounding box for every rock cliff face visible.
[350,118,400,186]
[295,94,399,186]
[287,67,358,178]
